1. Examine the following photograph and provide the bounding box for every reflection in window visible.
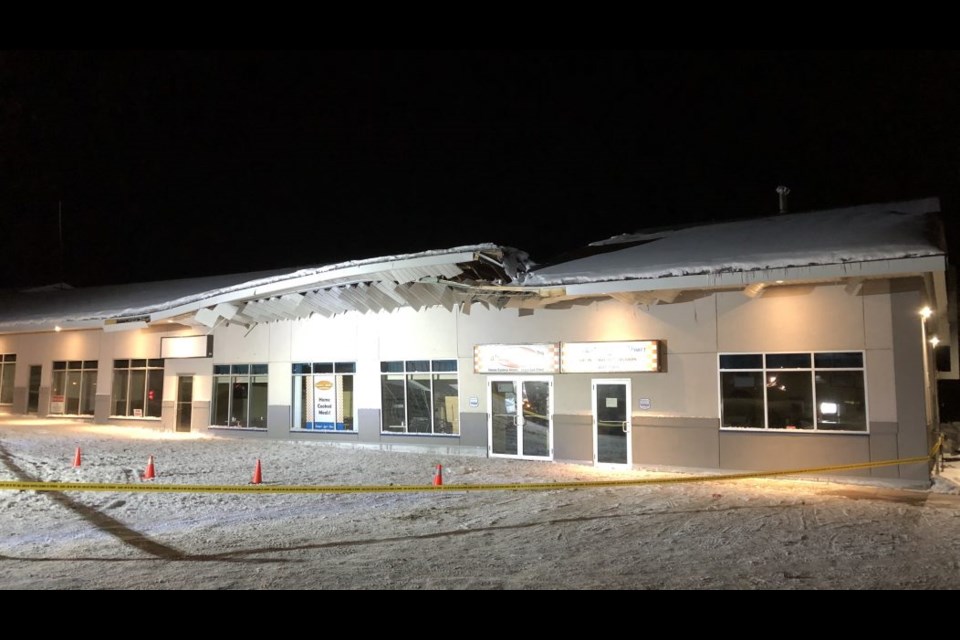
[211,364,268,429]
[380,360,459,435]
[50,360,97,416]
[112,359,164,418]
[720,352,867,432]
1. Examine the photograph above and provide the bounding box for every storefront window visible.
[291,362,355,431]
[211,364,268,429]
[112,359,164,417]
[50,360,97,416]
[380,360,459,435]
[720,352,866,432]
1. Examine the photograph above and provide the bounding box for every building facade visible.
[1,199,955,488]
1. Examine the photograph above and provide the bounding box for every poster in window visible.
[312,375,337,430]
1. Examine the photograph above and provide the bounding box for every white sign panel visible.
[160,335,213,359]
[474,343,560,373]
[561,340,660,373]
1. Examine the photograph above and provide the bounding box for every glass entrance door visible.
[176,376,193,432]
[489,377,553,459]
[27,365,41,413]
[593,379,631,466]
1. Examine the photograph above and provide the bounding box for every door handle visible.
[621,421,628,433]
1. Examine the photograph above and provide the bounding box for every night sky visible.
[2,50,960,288]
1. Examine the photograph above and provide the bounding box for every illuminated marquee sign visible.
[560,340,660,373]
[474,343,560,373]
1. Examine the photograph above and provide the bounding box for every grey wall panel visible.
[284,430,360,444]
[161,400,175,431]
[554,414,592,463]
[862,280,894,349]
[869,421,899,434]
[866,349,898,422]
[719,431,871,478]
[891,284,930,482]
[94,394,111,424]
[358,408,381,444]
[632,419,719,469]
[268,404,291,436]
[632,416,717,428]
[459,412,487,448]
[39,387,50,417]
[193,401,210,434]
[12,386,26,414]
[868,424,900,479]
[380,434,462,448]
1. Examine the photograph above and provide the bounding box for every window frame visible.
[718,350,868,434]
[111,358,165,418]
[211,363,269,430]
[50,360,98,416]
[290,362,356,432]
[0,353,16,405]
[380,359,459,436]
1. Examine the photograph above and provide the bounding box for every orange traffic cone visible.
[72,447,82,468]
[432,463,443,486]
[142,455,156,480]
[251,459,263,485]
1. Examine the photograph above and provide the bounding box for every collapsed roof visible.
[0,199,951,347]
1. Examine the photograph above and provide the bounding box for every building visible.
[0,198,955,488]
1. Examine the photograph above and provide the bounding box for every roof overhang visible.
[561,255,947,296]
[123,247,565,331]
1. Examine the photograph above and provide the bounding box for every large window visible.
[112,359,164,418]
[720,352,866,432]
[212,364,268,429]
[291,362,355,431]
[380,360,458,435]
[0,354,15,405]
[51,360,98,416]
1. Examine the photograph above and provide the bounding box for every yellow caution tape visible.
[0,452,935,494]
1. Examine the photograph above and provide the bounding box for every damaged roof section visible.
[0,198,952,338]
[0,245,535,334]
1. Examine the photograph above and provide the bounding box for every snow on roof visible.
[522,198,946,287]
[0,244,507,328]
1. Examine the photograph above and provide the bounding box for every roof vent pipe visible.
[776,185,791,214]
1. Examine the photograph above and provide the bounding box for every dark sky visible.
[2,50,960,288]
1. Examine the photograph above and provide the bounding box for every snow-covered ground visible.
[2,416,960,590]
